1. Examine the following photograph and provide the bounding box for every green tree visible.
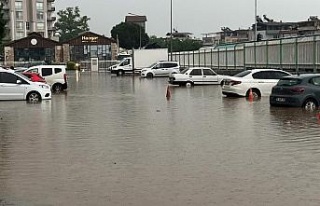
[55,7,90,42]
[111,22,149,49]
[0,3,7,42]
[148,36,203,52]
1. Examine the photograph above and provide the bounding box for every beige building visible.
[1,0,56,42]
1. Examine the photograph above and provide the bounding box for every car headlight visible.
[39,85,50,89]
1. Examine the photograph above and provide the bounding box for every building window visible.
[15,1,23,10]
[16,31,24,39]
[16,21,24,30]
[37,11,44,20]
[36,2,43,10]
[36,22,45,30]
[15,11,23,20]
[26,22,30,30]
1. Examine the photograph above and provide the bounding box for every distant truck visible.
[110,48,168,76]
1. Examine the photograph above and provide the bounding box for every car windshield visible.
[180,68,189,74]
[147,62,158,68]
[234,70,252,77]
[14,71,30,81]
[277,78,302,86]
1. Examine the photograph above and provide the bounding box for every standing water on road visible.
[1,71,320,206]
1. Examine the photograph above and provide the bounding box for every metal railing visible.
[171,35,320,74]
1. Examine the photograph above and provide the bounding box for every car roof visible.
[281,73,320,79]
[0,68,14,73]
[188,67,213,69]
[249,69,290,73]
[29,65,66,68]
[157,60,179,63]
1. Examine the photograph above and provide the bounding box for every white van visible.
[24,65,68,93]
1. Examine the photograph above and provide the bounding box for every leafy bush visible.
[67,61,76,70]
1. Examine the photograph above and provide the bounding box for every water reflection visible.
[1,72,320,205]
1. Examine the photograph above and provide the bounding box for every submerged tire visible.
[146,73,153,78]
[246,89,260,98]
[117,70,124,76]
[27,92,41,103]
[185,81,193,87]
[303,99,318,111]
[52,84,63,93]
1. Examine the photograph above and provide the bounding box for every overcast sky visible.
[55,0,320,38]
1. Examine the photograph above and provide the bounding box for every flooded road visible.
[1,71,320,206]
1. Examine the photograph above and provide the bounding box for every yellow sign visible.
[81,36,98,43]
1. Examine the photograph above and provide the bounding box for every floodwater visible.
[1,71,320,206]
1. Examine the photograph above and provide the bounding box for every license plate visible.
[276,98,285,102]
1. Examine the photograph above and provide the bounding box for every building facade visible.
[1,0,56,42]
[4,31,118,67]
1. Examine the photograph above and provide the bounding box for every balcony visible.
[47,0,55,2]
[48,27,56,31]
[47,6,55,12]
[47,16,56,21]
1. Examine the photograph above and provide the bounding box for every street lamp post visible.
[170,0,173,60]
[254,0,257,41]
[128,13,142,49]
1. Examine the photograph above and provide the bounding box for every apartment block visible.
[1,0,56,42]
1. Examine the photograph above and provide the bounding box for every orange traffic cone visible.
[248,88,254,101]
[166,85,171,99]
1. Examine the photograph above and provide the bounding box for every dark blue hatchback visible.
[270,74,320,110]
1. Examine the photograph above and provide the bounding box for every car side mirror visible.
[16,79,22,84]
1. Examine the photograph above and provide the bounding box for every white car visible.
[0,68,51,102]
[168,67,227,86]
[140,61,180,78]
[222,69,291,98]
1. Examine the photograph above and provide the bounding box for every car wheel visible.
[146,73,153,78]
[246,89,260,98]
[27,92,41,103]
[185,81,193,87]
[303,98,318,111]
[117,70,124,76]
[52,83,63,93]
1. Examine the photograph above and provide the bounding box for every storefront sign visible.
[81,36,98,43]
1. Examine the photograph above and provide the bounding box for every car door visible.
[189,68,203,84]
[252,71,289,96]
[202,68,219,84]
[152,63,163,76]
[0,72,26,100]
[40,67,54,85]
[120,58,132,70]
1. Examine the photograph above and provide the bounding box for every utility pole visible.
[170,0,173,60]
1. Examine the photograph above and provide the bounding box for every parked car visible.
[22,72,46,83]
[23,65,67,93]
[168,67,227,86]
[0,68,51,102]
[222,69,291,98]
[140,61,180,78]
[270,74,320,110]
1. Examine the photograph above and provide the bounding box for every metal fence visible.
[171,35,320,74]
[79,60,119,71]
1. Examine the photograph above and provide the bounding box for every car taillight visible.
[290,87,305,94]
[229,80,242,86]
[64,74,67,82]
